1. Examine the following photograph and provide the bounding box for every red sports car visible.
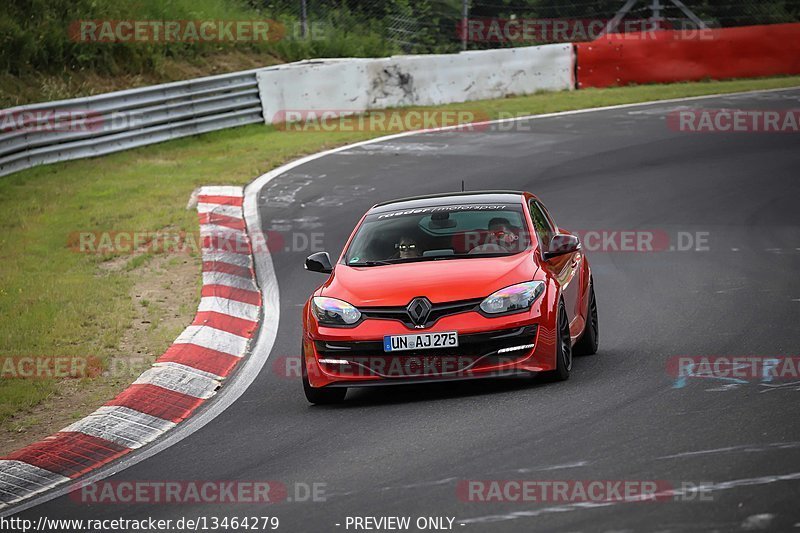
[301,191,598,404]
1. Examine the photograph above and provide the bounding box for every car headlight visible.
[480,281,545,315]
[311,297,361,326]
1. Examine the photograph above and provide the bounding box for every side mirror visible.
[305,252,333,274]
[544,234,580,260]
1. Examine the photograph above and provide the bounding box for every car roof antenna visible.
[461,180,466,192]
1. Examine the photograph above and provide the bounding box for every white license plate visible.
[383,332,459,352]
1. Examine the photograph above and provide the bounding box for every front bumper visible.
[304,310,558,388]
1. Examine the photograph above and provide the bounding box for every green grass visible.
[1,0,395,77]
[1,75,799,427]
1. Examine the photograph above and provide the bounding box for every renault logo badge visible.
[406,297,433,326]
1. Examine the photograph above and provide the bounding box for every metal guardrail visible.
[0,69,265,177]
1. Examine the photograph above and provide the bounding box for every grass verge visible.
[1,75,798,451]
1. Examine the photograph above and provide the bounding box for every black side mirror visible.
[544,234,581,260]
[305,251,333,274]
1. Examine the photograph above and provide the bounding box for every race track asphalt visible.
[18,89,800,532]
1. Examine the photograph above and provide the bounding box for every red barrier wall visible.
[576,23,800,88]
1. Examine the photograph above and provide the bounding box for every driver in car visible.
[394,236,422,259]
[488,217,520,250]
[470,218,520,253]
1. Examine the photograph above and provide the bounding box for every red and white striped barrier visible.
[0,186,261,509]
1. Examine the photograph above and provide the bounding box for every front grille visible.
[359,298,483,328]
[316,326,537,377]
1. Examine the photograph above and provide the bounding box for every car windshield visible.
[344,203,531,266]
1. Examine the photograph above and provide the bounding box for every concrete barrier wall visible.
[258,44,575,123]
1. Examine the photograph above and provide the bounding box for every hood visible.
[321,253,539,306]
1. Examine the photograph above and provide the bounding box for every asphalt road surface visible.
[18,89,800,531]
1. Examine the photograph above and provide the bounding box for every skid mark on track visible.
[657,441,800,461]
[326,441,800,502]
[259,174,316,208]
[758,381,800,392]
[741,513,775,531]
[326,477,459,498]
[324,461,593,499]
[514,461,591,474]
[266,216,324,232]
[338,142,448,155]
[306,185,377,207]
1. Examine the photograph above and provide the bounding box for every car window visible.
[344,203,531,265]
[417,210,524,235]
[529,200,554,251]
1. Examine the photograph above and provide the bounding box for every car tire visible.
[302,346,347,405]
[545,299,572,382]
[573,279,599,356]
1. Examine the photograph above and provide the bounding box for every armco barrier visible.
[0,70,265,178]
[258,45,575,122]
[576,23,800,89]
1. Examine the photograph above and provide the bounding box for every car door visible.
[529,200,584,338]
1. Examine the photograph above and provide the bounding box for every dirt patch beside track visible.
[0,252,199,455]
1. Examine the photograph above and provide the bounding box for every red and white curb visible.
[0,186,261,509]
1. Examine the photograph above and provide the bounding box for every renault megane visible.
[301,191,599,404]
